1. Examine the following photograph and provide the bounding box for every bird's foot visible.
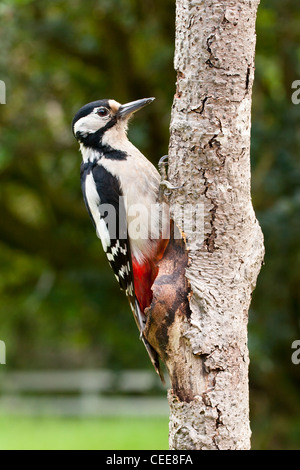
[158,155,183,196]
[160,179,182,191]
[158,155,169,181]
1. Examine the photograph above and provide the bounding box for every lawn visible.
[0,415,169,450]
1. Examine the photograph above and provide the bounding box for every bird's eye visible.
[97,107,109,117]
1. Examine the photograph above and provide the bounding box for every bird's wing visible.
[81,161,134,293]
[80,162,163,379]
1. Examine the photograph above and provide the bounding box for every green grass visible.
[0,415,169,450]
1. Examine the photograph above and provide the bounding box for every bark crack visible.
[205,33,222,69]
[245,65,251,92]
[191,96,211,115]
[213,406,223,450]
[201,168,218,253]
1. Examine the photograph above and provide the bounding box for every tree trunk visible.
[166,0,264,450]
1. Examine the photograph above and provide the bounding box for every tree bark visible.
[164,0,263,450]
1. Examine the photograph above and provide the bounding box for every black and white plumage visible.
[72,98,168,380]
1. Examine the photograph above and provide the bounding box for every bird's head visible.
[72,97,155,149]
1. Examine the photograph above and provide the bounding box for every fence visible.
[0,369,169,417]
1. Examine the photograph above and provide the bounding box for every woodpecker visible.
[72,98,168,380]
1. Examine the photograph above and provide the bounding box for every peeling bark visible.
[145,0,264,450]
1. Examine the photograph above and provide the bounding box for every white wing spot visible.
[84,172,111,252]
[119,264,130,279]
[111,240,120,257]
[120,245,127,255]
[127,282,134,296]
[97,218,111,252]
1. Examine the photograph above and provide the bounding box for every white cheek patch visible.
[74,114,106,136]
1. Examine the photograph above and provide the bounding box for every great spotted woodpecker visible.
[72,98,168,379]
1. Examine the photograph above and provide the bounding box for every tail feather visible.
[141,334,165,385]
[127,295,164,384]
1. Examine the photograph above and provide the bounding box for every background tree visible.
[0,0,300,449]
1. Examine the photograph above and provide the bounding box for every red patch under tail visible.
[132,259,157,313]
[132,238,169,313]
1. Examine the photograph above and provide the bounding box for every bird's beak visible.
[117,97,155,119]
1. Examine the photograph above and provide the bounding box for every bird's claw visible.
[158,155,169,181]
[160,180,183,197]
[159,155,183,196]
[159,154,169,166]
[160,180,182,190]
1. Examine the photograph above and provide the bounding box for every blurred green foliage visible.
[0,0,175,370]
[250,0,300,450]
[0,0,299,449]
